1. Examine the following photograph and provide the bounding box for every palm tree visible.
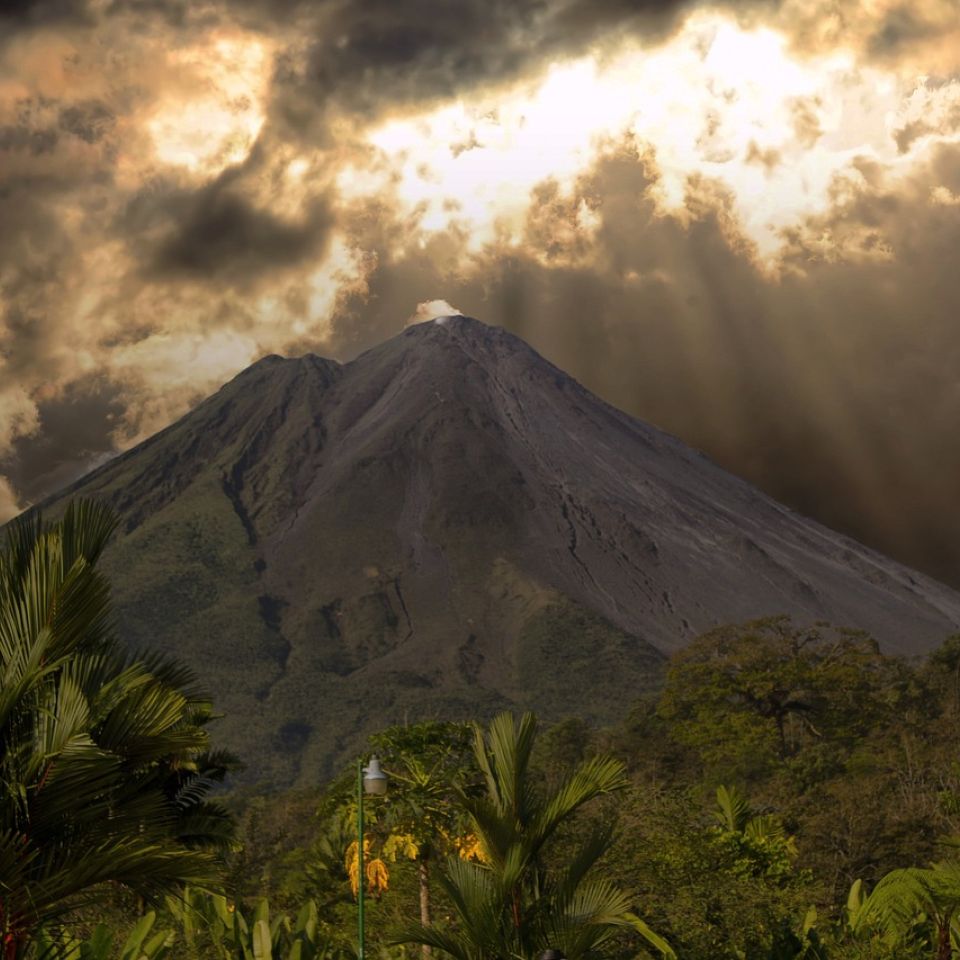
[397,711,674,960]
[0,500,235,956]
[854,862,960,960]
[712,785,798,879]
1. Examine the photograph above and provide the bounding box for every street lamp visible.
[358,755,388,960]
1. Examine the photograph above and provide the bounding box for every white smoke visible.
[406,299,463,326]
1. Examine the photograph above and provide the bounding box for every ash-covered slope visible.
[42,316,960,785]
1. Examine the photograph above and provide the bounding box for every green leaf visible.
[253,919,274,960]
[294,900,318,941]
[627,914,678,959]
[120,912,156,960]
[142,928,174,959]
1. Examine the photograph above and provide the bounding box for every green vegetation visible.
[9,502,960,958]
[398,712,670,960]
[0,502,235,956]
[33,912,176,960]
[367,720,477,949]
[658,617,914,782]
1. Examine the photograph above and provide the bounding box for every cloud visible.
[0,11,338,481]
[0,476,23,523]
[219,0,960,148]
[0,376,126,505]
[407,299,463,325]
[775,0,960,74]
[864,2,960,68]
[251,0,702,114]
[0,382,39,518]
[0,0,95,36]
[2,0,960,590]
[58,98,115,144]
[0,384,40,454]
[145,170,334,287]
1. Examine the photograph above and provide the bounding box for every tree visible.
[658,616,914,783]
[370,720,477,958]
[711,785,798,885]
[854,862,960,960]
[834,877,919,959]
[926,636,960,718]
[608,782,816,960]
[0,501,235,956]
[398,711,674,960]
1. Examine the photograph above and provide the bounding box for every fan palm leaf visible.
[0,500,234,954]
[397,711,672,960]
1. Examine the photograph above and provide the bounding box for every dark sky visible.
[1,0,960,585]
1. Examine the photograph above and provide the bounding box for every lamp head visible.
[362,755,388,795]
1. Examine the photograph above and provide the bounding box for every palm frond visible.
[394,711,665,960]
[57,499,119,568]
[0,499,235,946]
[715,784,751,833]
[552,822,616,910]
[531,754,627,851]
[859,866,960,934]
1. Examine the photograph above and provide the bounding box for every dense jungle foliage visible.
[6,502,960,959]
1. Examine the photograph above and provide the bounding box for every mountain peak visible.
[402,313,519,345]
[407,312,484,328]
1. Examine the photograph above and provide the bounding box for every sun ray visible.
[335,11,959,272]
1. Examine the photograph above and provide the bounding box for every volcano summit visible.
[38,316,960,784]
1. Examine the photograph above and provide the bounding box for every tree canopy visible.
[658,615,919,783]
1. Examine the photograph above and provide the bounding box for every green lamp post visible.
[358,755,388,960]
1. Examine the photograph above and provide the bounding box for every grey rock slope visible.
[40,316,960,784]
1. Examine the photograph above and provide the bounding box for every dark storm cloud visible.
[0,375,127,504]
[0,124,58,154]
[101,0,212,28]
[120,159,333,287]
[254,0,555,142]
[296,0,709,111]
[0,0,222,35]
[0,181,79,381]
[0,96,61,157]
[0,91,119,390]
[305,1,532,109]
[548,0,752,41]
[0,0,95,32]
[151,189,331,284]
[214,0,769,146]
[58,100,115,143]
[7,0,695,108]
[867,4,944,59]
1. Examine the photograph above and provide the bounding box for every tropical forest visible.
[6,502,960,960]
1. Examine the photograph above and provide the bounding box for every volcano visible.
[38,316,960,785]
